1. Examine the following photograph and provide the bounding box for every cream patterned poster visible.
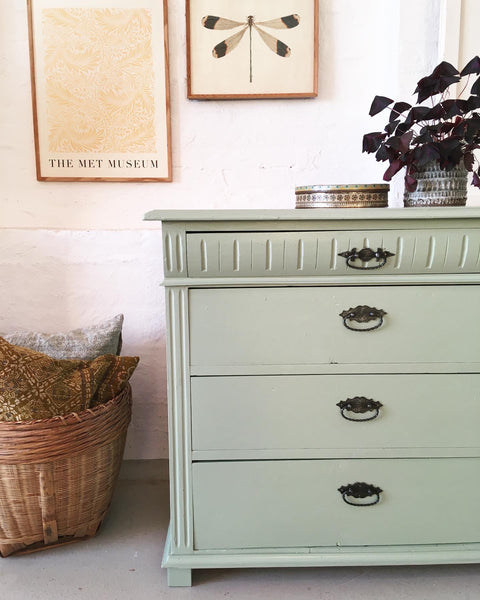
[28,0,171,181]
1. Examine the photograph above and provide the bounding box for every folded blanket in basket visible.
[0,337,139,421]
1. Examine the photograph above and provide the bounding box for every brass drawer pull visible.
[338,482,383,506]
[340,305,386,331]
[338,247,395,270]
[336,397,383,421]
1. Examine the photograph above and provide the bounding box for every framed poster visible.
[28,0,172,181]
[187,0,318,99]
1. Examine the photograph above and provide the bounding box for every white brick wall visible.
[3,0,476,457]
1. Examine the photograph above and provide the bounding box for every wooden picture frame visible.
[28,0,172,181]
[186,0,318,99]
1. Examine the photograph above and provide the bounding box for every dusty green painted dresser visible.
[145,208,480,587]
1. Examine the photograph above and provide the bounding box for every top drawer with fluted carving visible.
[186,229,480,277]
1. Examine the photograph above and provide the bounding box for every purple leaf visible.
[383,158,404,181]
[441,99,468,118]
[465,115,480,141]
[362,132,386,153]
[471,76,480,96]
[452,119,466,137]
[466,96,480,111]
[441,99,457,116]
[454,99,468,113]
[369,96,394,116]
[464,152,475,171]
[415,64,460,102]
[473,171,480,188]
[392,101,412,115]
[396,122,411,136]
[405,173,418,192]
[437,75,461,94]
[412,144,440,166]
[385,131,413,154]
[415,76,438,103]
[424,104,445,120]
[432,61,459,78]
[410,106,431,122]
[375,144,396,162]
[436,137,464,169]
[413,130,434,145]
[461,56,480,76]
[422,123,444,136]
[389,102,411,122]
[384,119,400,135]
[437,136,463,152]
[399,130,414,153]
[440,122,456,134]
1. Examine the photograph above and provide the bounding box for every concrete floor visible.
[2,460,480,599]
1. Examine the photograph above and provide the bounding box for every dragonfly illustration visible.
[201,14,300,83]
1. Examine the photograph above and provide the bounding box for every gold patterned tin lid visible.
[295,184,390,193]
[295,183,389,208]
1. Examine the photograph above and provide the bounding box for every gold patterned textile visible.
[0,337,139,421]
[90,355,140,408]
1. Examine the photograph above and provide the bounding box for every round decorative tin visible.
[295,184,389,208]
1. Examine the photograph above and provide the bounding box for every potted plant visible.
[363,57,480,206]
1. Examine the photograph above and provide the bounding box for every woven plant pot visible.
[404,161,468,207]
[0,385,132,557]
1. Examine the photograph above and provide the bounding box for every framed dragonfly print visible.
[187,0,318,99]
[27,0,171,181]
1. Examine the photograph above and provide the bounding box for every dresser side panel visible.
[165,287,193,552]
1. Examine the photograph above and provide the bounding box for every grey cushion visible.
[3,314,123,360]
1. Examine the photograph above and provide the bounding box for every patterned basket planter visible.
[404,162,468,207]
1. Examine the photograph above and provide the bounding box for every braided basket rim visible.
[0,385,132,464]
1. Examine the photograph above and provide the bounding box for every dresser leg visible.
[167,568,192,587]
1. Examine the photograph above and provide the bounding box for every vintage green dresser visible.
[145,208,480,587]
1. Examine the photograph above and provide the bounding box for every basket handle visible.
[36,464,59,546]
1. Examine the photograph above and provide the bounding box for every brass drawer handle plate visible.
[338,482,383,507]
[338,247,395,270]
[340,305,387,331]
[336,397,383,421]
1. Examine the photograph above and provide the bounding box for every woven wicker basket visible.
[0,385,132,557]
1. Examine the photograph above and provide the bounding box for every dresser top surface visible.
[145,207,480,223]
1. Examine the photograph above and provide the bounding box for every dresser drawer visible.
[189,286,480,369]
[193,458,480,550]
[191,374,480,452]
[186,229,480,278]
